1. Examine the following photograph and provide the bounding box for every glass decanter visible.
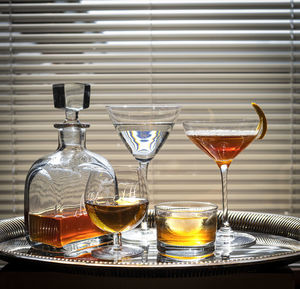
[24,83,115,252]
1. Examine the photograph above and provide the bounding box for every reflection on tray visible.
[0,231,299,265]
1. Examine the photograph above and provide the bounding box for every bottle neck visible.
[58,126,86,149]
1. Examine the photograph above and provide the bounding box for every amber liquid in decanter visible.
[29,209,105,248]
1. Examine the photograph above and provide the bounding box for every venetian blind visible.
[0,0,299,219]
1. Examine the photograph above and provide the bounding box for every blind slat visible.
[3,20,300,33]
[5,10,300,23]
[0,52,299,62]
[1,63,297,73]
[4,31,299,42]
[3,1,299,12]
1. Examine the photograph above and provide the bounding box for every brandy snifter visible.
[85,166,149,261]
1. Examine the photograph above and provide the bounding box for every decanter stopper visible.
[53,83,90,123]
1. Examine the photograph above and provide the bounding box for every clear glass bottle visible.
[24,83,115,252]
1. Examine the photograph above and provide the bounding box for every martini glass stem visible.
[219,164,231,230]
[138,161,149,231]
[216,162,256,248]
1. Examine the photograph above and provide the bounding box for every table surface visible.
[1,260,299,289]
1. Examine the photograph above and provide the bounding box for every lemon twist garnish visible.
[251,102,267,139]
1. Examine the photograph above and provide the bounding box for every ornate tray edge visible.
[1,249,300,269]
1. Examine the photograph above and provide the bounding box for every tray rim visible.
[0,248,300,269]
[0,211,299,269]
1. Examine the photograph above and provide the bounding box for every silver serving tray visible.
[0,211,299,270]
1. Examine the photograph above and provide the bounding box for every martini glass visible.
[106,104,181,244]
[183,118,260,249]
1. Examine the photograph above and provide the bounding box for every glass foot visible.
[216,228,256,249]
[122,228,157,245]
[91,244,143,261]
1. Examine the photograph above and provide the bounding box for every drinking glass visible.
[183,119,260,248]
[106,104,181,244]
[85,166,149,261]
[156,201,218,261]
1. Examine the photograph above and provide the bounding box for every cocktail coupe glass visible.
[183,118,260,248]
[84,166,149,261]
[106,105,181,244]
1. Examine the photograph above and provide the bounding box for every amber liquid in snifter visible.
[156,214,217,247]
[85,197,148,233]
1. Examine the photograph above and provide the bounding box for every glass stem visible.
[138,161,149,231]
[219,164,230,229]
[113,232,122,250]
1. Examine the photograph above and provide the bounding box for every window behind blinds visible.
[0,0,299,219]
